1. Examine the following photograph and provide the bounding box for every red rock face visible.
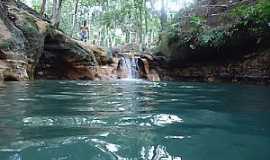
[0,59,29,81]
[95,66,118,80]
[35,52,96,80]
[114,55,160,81]
[116,57,129,79]
[34,31,98,80]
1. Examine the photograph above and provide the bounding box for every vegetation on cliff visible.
[1,0,270,83]
[157,0,270,65]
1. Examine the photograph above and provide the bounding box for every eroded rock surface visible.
[0,0,98,81]
[152,49,270,85]
[34,31,97,80]
[0,0,268,84]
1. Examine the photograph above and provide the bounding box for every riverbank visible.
[0,0,269,85]
[150,49,270,85]
[152,0,270,85]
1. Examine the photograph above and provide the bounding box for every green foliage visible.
[57,0,163,47]
[157,0,270,61]
[189,16,207,34]
[21,15,39,34]
[32,4,41,12]
[0,41,12,50]
[190,16,204,27]
[230,0,270,25]
[198,29,226,47]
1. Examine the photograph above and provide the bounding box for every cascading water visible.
[121,56,139,79]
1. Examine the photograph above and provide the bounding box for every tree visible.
[22,0,175,48]
[71,0,79,37]
[51,0,63,28]
[40,0,46,15]
[160,0,167,31]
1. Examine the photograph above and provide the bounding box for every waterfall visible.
[121,56,139,79]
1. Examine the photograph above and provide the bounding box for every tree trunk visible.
[40,0,46,15]
[125,32,130,44]
[70,0,79,37]
[160,0,167,31]
[51,0,63,28]
[139,0,143,46]
[144,0,148,48]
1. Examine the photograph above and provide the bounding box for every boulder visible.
[0,0,98,81]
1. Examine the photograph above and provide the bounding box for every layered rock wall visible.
[152,49,270,84]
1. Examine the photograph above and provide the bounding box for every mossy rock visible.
[0,41,12,50]
[0,72,3,81]
[19,13,39,34]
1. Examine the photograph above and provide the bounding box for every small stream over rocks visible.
[85,49,161,81]
[119,55,139,79]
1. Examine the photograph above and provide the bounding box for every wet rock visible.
[116,57,129,79]
[147,69,160,81]
[34,31,97,80]
[3,74,19,81]
[79,44,111,65]
[95,66,118,80]
[114,53,161,81]
[0,59,29,81]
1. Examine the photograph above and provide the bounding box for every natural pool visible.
[0,80,270,160]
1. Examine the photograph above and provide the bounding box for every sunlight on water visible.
[0,81,270,160]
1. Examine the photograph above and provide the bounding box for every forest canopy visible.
[21,0,195,49]
[20,0,270,56]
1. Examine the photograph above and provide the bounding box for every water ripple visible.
[0,81,270,160]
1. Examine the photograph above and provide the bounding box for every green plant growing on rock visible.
[20,14,39,34]
[230,0,270,27]
[0,41,12,50]
[189,16,206,34]
[198,29,226,48]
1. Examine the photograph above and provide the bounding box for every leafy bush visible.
[230,0,270,25]
[156,0,270,63]
[198,29,227,47]
[190,16,206,33]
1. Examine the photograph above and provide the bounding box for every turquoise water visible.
[0,80,270,160]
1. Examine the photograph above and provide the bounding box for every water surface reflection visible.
[0,81,270,160]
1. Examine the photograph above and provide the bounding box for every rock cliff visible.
[0,0,98,81]
[154,0,270,84]
[151,49,270,84]
[0,0,269,85]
